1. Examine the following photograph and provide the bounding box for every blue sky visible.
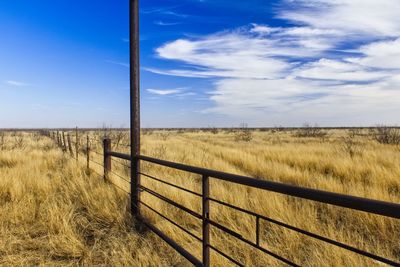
[1,0,400,128]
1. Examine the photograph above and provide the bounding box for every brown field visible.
[0,128,399,266]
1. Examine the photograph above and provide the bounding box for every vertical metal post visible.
[202,175,210,267]
[86,135,90,172]
[256,216,260,246]
[103,138,111,181]
[130,0,141,218]
[75,127,79,161]
[57,131,60,146]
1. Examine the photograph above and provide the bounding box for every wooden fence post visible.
[103,138,111,181]
[75,127,79,161]
[62,132,67,152]
[67,133,74,157]
[57,131,60,147]
[86,135,90,172]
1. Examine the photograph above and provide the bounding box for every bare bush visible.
[341,133,363,158]
[372,126,400,145]
[159,132,170,141]
[234,123,253,142]
[13,134,25,149]
[295,123,327,138]
[142,129,152,135]
[210,127,219,134]
[32,132,42,142]
[348,128,362,137]
[272,125,285,133]
[101,125,129,149]
[113,131,128,149]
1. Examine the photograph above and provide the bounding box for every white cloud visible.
[5,80,30,87]
[149,0,400,125]
[278,0,400,37]
[154,20,182,26]
[347,38,400,69]
[146,88,185,95]
[292,59,389,82]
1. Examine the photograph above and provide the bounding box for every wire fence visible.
[47,130,400,267]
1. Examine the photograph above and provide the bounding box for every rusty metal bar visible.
[107,151,131,161]
[256,216,260,246]
[130,0,141,218]
[208,219,299,266]
[202,175,210,267]
[139,185,202,219]
[103,139,111,181]
[139,172,202,197]
[139,200,202,242]
[140,218,203,266]
[208,244,244,267]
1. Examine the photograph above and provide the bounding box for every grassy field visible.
[1,128,399,266]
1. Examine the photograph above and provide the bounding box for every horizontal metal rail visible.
[139,185,202,220]
[208,244,244,267]
[139,200,202,242]
[209,219,299,266]
[107,151,131,161]
[140,172,202,197]
[139,216,203,267]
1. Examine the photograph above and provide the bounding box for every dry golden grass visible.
[0,132,187,266]
[1,129,399,266]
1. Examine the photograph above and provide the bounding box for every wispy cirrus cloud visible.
[141,5,189,18]
[154,20,182,26]
[147,0,400,125]
[105,60,129,68]
[146,88,185,95]
[5,80,30,87]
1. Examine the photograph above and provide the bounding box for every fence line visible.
[47,131,400,266]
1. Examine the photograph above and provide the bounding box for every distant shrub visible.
[142,129,153,136]
[234,123,253,142]
[100,125,129,149]
[341,132,363,158]
[13,134,25,149]
[372,126,400,145]
[209,127,219,134]
[159,132,170,141]
[348,128,362,137]
[295,123,327,138]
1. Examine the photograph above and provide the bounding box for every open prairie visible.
[0,128,399,266]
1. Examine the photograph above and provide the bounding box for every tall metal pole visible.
[130,0,141,218]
